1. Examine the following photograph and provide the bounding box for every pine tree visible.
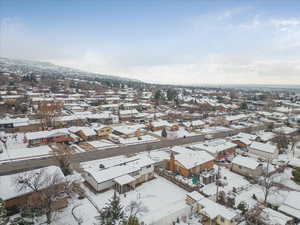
[110,191,124,221]
[161,128,167,138]
[0,198,8,225]
[98,191,124,225]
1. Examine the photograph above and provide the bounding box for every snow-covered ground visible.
[200,166,250,196]
[88,139,117,149]
[119,135,159,145]
[84,175,189,224]
[0,133,52,163]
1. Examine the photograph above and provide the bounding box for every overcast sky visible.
[1,0,300,85]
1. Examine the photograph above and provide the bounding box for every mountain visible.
[0,57,141,82]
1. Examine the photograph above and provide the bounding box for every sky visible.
[1,0,300,85]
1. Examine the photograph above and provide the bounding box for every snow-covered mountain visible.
[0,57,141,82]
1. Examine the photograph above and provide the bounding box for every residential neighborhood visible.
[0,58,299,225]
[1,1,300,225]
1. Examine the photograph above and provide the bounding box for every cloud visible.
[1,9,300,85]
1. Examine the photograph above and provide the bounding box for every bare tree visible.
[125,200,148,219]
[125,200,148,225]
[51,143,73,175]
[260,160,283,204]
[272,131,289,154]
[38,101,63,130]
[14,167,69,224]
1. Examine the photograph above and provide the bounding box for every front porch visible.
[114,174,136,194]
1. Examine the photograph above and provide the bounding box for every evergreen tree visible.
[167,89,177,101]
[161,128,167,138]
[292,168,300,183]
[110,191,124,221]
[0,198,8,225]
[237,201,248,214]
[98,191,124,225]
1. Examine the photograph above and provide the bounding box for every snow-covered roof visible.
[119,109,138,115]
[175,151,214,169]
[278,191,300,219]
[232,156,260,170]
[225,114,249,122]
[114,174,136,185]
[84,156,154,184]
[256,131,276,142]
[0,117,29,125]
[186,191,205,202]
[86,164,139,184]
[261,207,293,225]
[79,127,97,136]
[250,142,277,154]
[198,197,237,220]
[192,139,237,155]
[113,124,144,135]
[273,126,298,135]
[151,120,170,127]
[171,146,194,154]
[25,128,69,140]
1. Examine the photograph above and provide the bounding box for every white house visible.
[248,141,278,160]
[278,191,300,220]
[83,156,155,193]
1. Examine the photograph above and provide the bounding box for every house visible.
[122,103,139,110]
[182,120,205,130]
[75,127,98,141]
[83,156,155,193]
[98,104,120,111]
[168,151,214,177]
[273,126,298,136]
[255,131,276,142]
[0,95,23,102]
[87,112,119,124]
[248,141,278,160]
[149,120,171,131]
[186,193,239,225]
[1,166,67,210]
[25,128,73,146]
[255,207,294,225]
[0,117,31,130]
[119,109,139,120]
[94,125,113,137]
[231,156,263,177]
[230,132,256,148]
[278,191,300,220]
[191,139,237,160]
[185,191,206,213]
[113,124,145,138]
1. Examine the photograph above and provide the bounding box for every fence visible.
[155,168,196,192]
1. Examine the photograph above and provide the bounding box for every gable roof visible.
[250,142,277,154]
[232,156,260,170]
[175,151,214,169]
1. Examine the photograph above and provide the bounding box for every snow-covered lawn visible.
[0,133,52,162]
[85,176,189,224]
[273,167,300,191]
[234,184,290,208]
[200,166,250,196]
